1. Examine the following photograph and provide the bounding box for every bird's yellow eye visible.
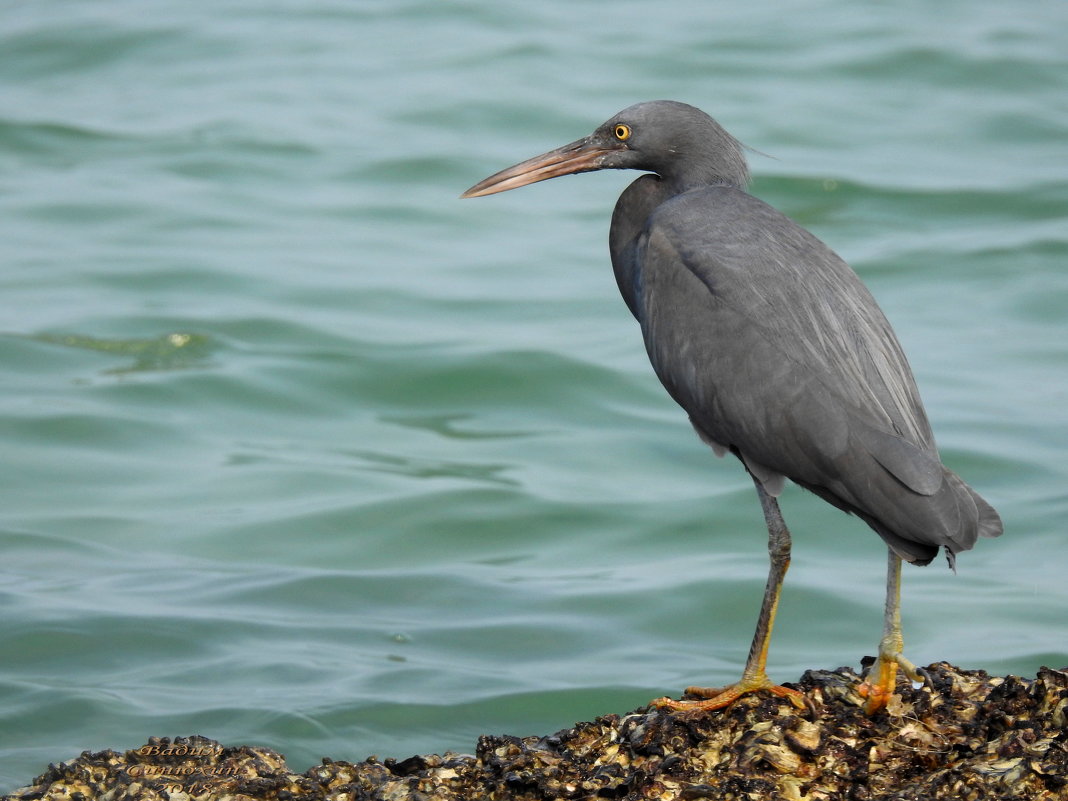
[614,124,631,141]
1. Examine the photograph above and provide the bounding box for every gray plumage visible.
[604,101,1001,566]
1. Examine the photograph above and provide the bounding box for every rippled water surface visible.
[2,0,1067,790]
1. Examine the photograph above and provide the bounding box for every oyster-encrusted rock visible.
[5,664,1067,801]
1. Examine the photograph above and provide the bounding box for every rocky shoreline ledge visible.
[5,663,1067,801]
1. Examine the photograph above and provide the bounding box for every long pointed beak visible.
[461,137,624,198]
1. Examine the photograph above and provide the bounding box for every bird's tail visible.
[938,469,1003,569]
[945,469,1004,541]
[846,466,1002,569]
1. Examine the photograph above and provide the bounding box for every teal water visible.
[2,0,1067,791]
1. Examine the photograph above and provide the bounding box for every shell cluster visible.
[7,663,1067,801]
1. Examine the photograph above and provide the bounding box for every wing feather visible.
[624,185,1000,558]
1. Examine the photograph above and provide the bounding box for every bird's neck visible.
[609,174,672,320]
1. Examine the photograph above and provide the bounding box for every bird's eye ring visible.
[613,124,631,141]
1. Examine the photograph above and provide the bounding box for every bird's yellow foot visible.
[858,652,928,713]
[652,673,805,715]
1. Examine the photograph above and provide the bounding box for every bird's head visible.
[461,100,749,199]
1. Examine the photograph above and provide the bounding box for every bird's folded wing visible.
[639,187,942,496]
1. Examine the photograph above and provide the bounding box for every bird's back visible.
[613,182,1002,564]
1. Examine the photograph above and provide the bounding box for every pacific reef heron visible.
[461,100,1002,713]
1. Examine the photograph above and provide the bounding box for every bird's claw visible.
[859,652,930,713]
[652,675,805,716]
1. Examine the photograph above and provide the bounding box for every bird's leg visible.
[858,548,928,713]
[653,478,804,714]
